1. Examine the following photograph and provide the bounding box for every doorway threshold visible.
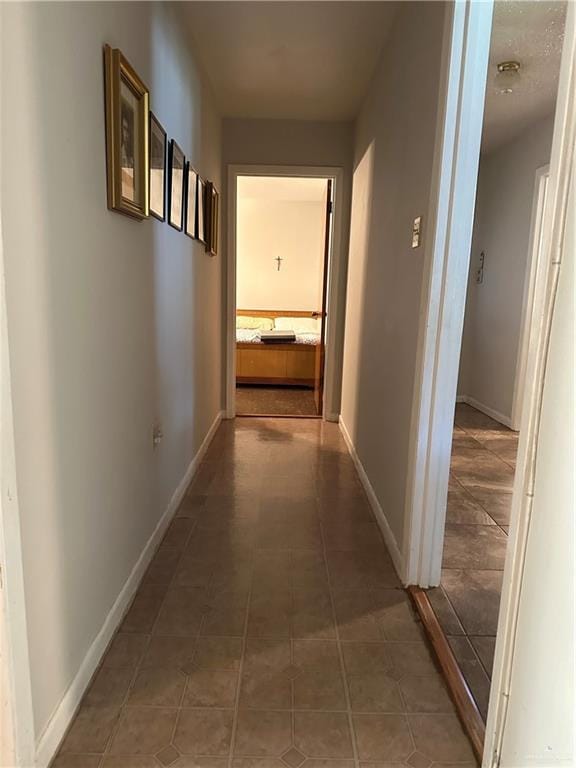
[409,586,485,763]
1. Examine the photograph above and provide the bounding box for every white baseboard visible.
[456,394,513,429]
[338,417,404,581]
[35,410,224,768]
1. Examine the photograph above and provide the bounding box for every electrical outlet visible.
[152,424,163,449]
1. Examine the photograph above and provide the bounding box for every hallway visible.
[54,418,475,767]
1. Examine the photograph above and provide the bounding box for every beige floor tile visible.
[84,666,133,706]
[240,666,292,709]
[103,633,150,670]
[234,710,292,756]
[60,706,119,753]
[109,707,177,755]
[174,709,234,755]
[352,714,413,761]
[385,642,438,680]
[398,674,455,713]
[442,523,508,570]
[128,666,186,707]
[142,635,197,669]
[348,671,404,713]
[122,584,166,634]
[445,487,495,525]
[53,418,479,768]
[153,587,209,636]
[294,712,354,758]
[407,714,476,762]
[184,667,238,708]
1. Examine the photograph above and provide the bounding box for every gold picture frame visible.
[104,44,149,219]
[206,182,219,256]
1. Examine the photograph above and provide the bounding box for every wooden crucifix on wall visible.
[274,255,283,271]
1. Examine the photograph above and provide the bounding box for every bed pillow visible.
[236,315,274,331]
[274,316,321,334]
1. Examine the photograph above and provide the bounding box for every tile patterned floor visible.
[53,418,476,768]
[428,404,518,721]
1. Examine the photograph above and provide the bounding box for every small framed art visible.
[104,44,149,219]
[197,176,207,245]
[206,182,219,256]
[168,139,185,230]
[149,112,166,221]
[185,163,198,239]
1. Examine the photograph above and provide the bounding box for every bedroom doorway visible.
[230,172,335,418]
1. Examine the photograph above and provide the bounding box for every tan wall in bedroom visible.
[237,195,326,312]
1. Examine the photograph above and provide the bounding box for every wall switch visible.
[412,216,422,248]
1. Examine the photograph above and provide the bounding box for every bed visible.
[236,309,322,387]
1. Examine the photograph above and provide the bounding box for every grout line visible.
[226,549,255,766]
[317,508,361,768]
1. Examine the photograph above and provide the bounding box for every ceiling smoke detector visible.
[496,60,521,94]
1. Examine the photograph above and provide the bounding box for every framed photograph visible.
[185,163,198,239]
[149,113,166,221]
[168,140,185,230]
[104,44,149,219]
[197,176,207,245]
[206,182,220,256]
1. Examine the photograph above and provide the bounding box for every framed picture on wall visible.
[149,112,166,221]
[104,44,149,219]
[197,176,207,245]
[185,162,198,239]
[206,182,219,256]
[168,139,185,230]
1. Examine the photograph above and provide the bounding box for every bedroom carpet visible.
[236,385,318,416]
[53,418,476,767]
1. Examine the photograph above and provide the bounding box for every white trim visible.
[484,4,575,764]
[403,0,494,588]
[510,164,550,432]
[34,410,223,768]
[456,394,513,430]
[339,417,403,579]
[225,164,346,421]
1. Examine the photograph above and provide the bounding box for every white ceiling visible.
[482,0,566,153]
[181,1,566,151]
[181,2,397,121]
[238,176,328,202]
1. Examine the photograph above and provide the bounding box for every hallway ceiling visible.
[181,1,397,121]
[482,0,566,153]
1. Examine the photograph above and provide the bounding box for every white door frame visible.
[225,164,345,421]
[402,0,494,587]
[510,164,549,431]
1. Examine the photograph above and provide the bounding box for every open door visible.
[313,179,333,414]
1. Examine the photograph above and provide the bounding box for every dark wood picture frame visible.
[185,162,199,239]
[197,176,207,245]
[149,112,166,221]
[104,44,149,219]
[167,139,185,231]
[206,182,219,256]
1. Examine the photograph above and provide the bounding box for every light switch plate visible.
[412,216,422,248]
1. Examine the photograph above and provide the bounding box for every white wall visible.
[458,114,555,422]
[340,1,447,559]
[498,121,574,768]
[237,193,326,311]
[0,0,222,752]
